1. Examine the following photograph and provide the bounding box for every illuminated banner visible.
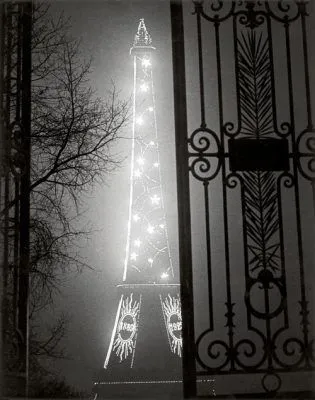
[113,293,141,363]
[161,294,182,357]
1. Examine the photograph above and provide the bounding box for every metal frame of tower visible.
[94,19,182,397]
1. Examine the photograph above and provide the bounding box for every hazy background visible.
[41,0,179,392]
[38,1,315,395]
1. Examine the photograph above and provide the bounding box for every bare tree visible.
[29,0,130,353]
[2,2,130,390]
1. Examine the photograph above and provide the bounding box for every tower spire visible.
[130,19,155,55]
[134,18,152,47]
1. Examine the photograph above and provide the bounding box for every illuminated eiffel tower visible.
[93,19,182,397]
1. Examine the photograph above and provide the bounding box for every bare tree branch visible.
[2,2,131,375]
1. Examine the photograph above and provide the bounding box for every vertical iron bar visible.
[3,5,12,395]
[204,182,214,331]
[300,3,315,217]
[170,1,197,398]
[284,19,309,364]
[196,7,206,129]
[300,4,313,132]
[276,174,289,328]
[214,18,235,369]
[18,3,32,396]
[0,3,5,397]
[13,179,19,328]
[267,15,289,327]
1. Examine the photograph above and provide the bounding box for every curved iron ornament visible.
[186,0,315,395]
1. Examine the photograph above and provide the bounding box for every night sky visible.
[42,0,179,391]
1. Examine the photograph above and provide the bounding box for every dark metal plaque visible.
[229,138,290,171]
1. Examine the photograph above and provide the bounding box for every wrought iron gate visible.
[171,1,315,397]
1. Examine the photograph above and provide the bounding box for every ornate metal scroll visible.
[174,0,315,396]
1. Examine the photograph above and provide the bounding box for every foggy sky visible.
[43,0,178,391]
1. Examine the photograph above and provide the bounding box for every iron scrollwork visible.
[297,129,315,181]
[188,0,315,395]
[189,127,222,182]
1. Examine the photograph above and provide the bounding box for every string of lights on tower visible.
[123,19,174,285]
[100,20,182,385]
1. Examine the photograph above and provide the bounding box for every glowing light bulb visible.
[142,58,151,68]
[148,258,153,264]
[133,214,140,222]
[147,225,155,234]
[136,116,144,125]
[151,194,160,205]
[161,272,169,279]
[134,239,141,247]
[130,252,138,261]
[140,83,149,92]
[134,169,142,178]
[148,106,154,112]
[137,157,145,165]
[153,162,159,168]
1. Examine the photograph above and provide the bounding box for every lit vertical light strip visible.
[123,55,138,282]
[104,294,123,368]
[150,63,175,279]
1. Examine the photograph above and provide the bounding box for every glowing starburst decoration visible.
[113,294,140,362]
[136,116,144,125]
[130,252,138,261]
[151,194,160,205]
[147,225,155,234]
[142,58,151,68]
[137,157,145,165]
[133,214,140,222]
[140,83,149,92]
[134,239,141,247]
[162,295,182,357]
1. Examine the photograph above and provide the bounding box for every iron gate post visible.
[0,3,5,398]
[170,1,197,398]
